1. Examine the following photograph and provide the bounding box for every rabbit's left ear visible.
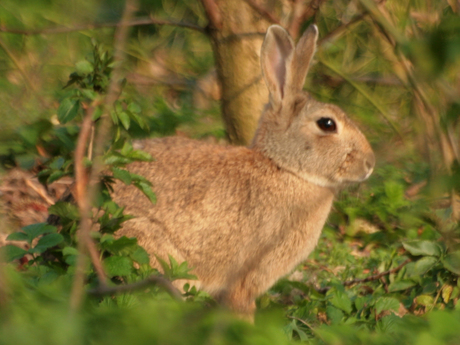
[288,24,319,93]
[261,25,295,108]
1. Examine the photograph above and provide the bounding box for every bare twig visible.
[70,0,138,313]
[24,179,55,205]
[200,0,223,30]
[0,16,205,36]
[70,105,108,312]
[316,259,411,294]
[242,0,281,25]
[88,275,183,301]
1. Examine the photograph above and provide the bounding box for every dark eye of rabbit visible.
[316,117,337,132]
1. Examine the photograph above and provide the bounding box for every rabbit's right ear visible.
[261,25,295,108]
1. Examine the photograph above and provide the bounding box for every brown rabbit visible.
[113,24,375,319]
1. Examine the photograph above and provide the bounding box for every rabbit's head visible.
[252,25,375,188]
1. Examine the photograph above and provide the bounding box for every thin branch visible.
[70,0,138,313]
[70,105,107,312]
[0,36,36,91]
[0,16,205,36]
[24,178,55,205]
[318,13,367,46]
[316,259,411,293]
[242,0,281,25]
[200,0,223,30]
[88,275,183,301]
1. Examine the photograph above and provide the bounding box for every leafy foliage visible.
[1,0,460,344]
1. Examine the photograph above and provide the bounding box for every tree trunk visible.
[204,0,271,145]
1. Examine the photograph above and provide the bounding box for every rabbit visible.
[112,24,375,319]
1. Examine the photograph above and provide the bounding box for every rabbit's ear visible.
[289,24,318,93]
[261,25,295,107]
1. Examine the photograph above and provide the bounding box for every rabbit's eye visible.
[316,118,337,132]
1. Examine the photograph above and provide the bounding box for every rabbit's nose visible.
[363,151,375,179]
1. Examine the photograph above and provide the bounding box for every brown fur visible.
[112,25,375,319]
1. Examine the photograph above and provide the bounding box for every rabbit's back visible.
[114,136,334,294]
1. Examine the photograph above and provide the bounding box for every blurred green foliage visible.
[1,0,460,344]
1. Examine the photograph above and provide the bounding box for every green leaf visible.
[326,306,344,324]
[133,181,156,203]
[65,255,78,266]
[47,170,66,184]
[80,89,97,100]
[354,295,372,310]
[409,256,438,276]
[103,256,133,277]
[6,232,29,242]
[128,150,153,162]
[128,111,149,130]
[109,110,118,125]
[442,285,454,303]
[120,141,133,156]
[62,247,79,256]
[58,98,80,124]
[0,245,27,261]
[49,157,65,170]
[30,233,64,254]
[127,102,141,113]
[104,152,131,165]
[329,290,352,314]
[375,297,400,315]
[388,279,416,292]
[130,246,150,265]
[384,181,406,206]
[286,320,309,341]
[402,240,442,257]
[112,167,132,185]
[101,236,137,256]
[155,255,171,277]
[48,202,79,220]
[442,251,460,275]
[22,223,57,243]
[75,60,93,74]
[117,111,130,130]
[92,106,103,121]
[415,294,434,307]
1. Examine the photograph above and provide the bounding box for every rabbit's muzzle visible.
[338,148,375,184]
